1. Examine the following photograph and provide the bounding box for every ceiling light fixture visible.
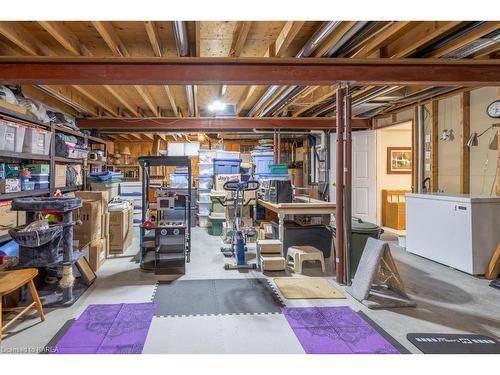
[208,99,226,112]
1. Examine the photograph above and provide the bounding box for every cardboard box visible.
[88,238,106,271]
[260,221,274,239]
[0,201,18,236]
[55,164,67,188]
[109,206,133,254]
[75,191,110,239]
[73,199,102,245]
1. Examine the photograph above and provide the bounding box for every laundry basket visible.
[9,225,63,267]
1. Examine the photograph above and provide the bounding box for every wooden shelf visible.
[88,160,106,166]
[0,150,50,161]
[0,189,50,200]
[0,104,51,130]
[53,124,86,139]
[54,156,84,164]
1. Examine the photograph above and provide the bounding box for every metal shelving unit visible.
[0,107,107,240]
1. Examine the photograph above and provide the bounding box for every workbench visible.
[257,196,336,253]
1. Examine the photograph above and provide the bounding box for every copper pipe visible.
[335,86,345,284]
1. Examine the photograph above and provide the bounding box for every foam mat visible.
[273,277,345,299]
[151,278,284,317]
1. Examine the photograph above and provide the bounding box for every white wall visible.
[375,121,412,224]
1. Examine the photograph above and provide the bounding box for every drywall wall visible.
[376,121,412,224]
[470,87,499,195]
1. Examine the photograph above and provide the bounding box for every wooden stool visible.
[287,246,326,274]
[0,269,45,344]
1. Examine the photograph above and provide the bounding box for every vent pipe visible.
[173,21,196,117]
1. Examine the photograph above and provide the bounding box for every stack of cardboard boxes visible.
[73,191,110,271]
[108,201,134,255]
[0,200,26,236]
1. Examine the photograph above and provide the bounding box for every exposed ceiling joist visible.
[134,85,160,116]
[1,57,497,86]
[163,85,179,117]
[71,85,119,117]
[351,21,412,57]
[229,21,252,57]
[91,21,129,56]
[428,22,500,57]
[292,89,336,117]
[0,22,55,56]
[39,85,98,115]
[312,21,357,57]
[271,21,305,57]
[77,117,371,131]
[144,21,162,57]
[38,21,91,56]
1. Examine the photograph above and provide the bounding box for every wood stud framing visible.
[430,100,439,192]
[460,91,471,194]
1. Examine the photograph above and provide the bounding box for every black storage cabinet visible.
[271,220,332,258]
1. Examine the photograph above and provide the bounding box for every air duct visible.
[247,21,342,117]
[173,21,196,117]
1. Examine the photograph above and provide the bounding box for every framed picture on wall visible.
[387,147,412,174]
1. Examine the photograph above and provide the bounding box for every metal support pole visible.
[344,89,353,284]
[417,104,425,193]
[335,85,345,284]
[277,130,282,163]
[61,210,74,304]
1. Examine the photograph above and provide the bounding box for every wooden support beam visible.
[194,21,201,58]
[430,100,439,192]
[351,21,412,58]
[163,86,179,117]
[0,22,55,56]
[77,116,370,131]
[272,21,305,57]
[428,22,500,58]
[134,85,160,116]
[386,21,463,58]
[293,89,335,117]
[39,85,98,115]
[104,85,139,116]
[460,91,471,194]
[144,21,162,57]
[71,85,119,117]
[92,21,129,56]
[1,57,497,86]
[229,21,252,57]
[313,22,357,57]
[237,85,257,114]
[38,21,91,56]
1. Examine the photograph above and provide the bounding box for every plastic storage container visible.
[23,127,51,155]
[198,175,213,190]
[30,174,49,183]
[169,173,189,189]
[269,163,288,174]
[34,182,49,190]
[198,163,214,176]
[213,158,242,175]
[209,214,226,236]
[330,217,383,278]
[197,213,211,228]
[210,191,226,213]
[21,179,35,191]
[25,164,50,175]
[198,201,211,215]
[120,181,143,195]
[198,149,216,163]
[215,150,240,160]
[0,120,26,152]
[198,189,211,203]
[252,152,274,175]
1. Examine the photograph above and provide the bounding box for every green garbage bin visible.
[209,213,226,236]
[330,217,383,278]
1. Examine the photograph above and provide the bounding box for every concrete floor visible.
[1,226,499,354]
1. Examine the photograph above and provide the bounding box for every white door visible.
[329,131,376,223]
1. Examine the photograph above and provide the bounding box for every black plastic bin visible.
[271,220,332,258]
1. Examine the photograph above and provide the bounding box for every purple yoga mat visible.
[54,303,156,354]
[282,306,399,354]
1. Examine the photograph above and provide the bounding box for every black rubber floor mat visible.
[40,319,76,354]
[151,278,284,317]
[407,333,500,354]
[358,312,411,354]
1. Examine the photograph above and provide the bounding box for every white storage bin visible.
[0,120,26,152]
[170,173,189,189]
[198,149,216,163]
[198,163,214,176]
[199,191,211,203]
[216,150,240,160]
[23,127,51,155]
[198,201,211,215]
[198,175,213,190]
[197,213,211,228]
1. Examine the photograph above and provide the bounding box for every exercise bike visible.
[218,179,260,270]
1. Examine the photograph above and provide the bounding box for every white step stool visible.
[287,246,325,274]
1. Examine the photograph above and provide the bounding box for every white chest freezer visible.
[406,193,500,275]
